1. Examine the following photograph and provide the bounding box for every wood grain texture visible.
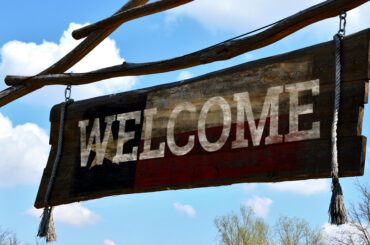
[34,32,369,208]
[2,1,369,107]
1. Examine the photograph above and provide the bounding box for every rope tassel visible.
[37,91,74,242]
[38,207,57,242]
[328,23,347,225]
[329,177,347,225]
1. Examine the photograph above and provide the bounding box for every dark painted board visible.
[35,29,370,208]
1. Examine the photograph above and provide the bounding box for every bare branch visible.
[72,0,193,40]
[0,0,149,107]
[1,0,369,107]
[5,0,369,89]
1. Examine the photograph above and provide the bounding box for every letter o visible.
[198,96,231,152]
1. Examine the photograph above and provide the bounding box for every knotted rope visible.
[38,86,73,242]
[328,12,347,225]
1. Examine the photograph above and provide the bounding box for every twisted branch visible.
[0,0,149,107]
[72,0,193,40]
[1,0,369,106]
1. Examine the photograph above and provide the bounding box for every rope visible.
[38,87,73,242]
[328,12,347,225]
[331,34,341,180]
[206,19,283,50]
[219,20,282,44]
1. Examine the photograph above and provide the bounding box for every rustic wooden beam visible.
[0,0,149,107]
[72,0,193,40]
[2,0,370,106]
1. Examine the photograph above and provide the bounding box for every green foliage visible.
[214,206,270,245]
[273,216,323,245]
[214,207,324,245]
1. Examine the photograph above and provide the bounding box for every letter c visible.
[167,102,196,156]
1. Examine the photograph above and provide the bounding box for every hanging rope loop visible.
[329,12,347,226]
[38,85,73,242]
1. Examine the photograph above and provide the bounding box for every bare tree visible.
[326,182,370,245]
[0,227,19,245]
[0,227,45,245]
[214,206,271,245]
[273,216,323,245]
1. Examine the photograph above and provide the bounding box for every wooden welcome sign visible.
[35,29,369,208]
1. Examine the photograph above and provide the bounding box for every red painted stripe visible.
[134,117,306,189]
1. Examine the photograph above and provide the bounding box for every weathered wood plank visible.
[35,136,366,208]
[35,32,369,208]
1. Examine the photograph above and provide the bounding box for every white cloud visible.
[322,222,370,244]
[244,54,253,61]
[27,203,100,227]
[177,70,193,80]
[266,179,330,196]
[104,240,117,245]
[243,196,273,219]
[242,183,256,193]
[167,0,370,36]
[167,0,321,33]
[0,113,49,186]
[173,202,196,217]
[0,22,137,106]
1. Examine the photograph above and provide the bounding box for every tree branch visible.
[5,0,369,88]
[72,0,193,40]
[0,0,149,107]
[2,0,370,106]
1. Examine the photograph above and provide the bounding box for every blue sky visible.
[0,0,370,244]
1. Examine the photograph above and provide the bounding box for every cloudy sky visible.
[0,0,370,244]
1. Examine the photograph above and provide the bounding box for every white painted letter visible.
[139,108,165,160]
[167,102,196,156]
[112,111,141,164]
[78,115,115,167]
[285,79,320,142]
[232,86,283,148]
[198,96,231,152]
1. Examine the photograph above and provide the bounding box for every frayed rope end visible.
[329,177,347,225]
[38,207,57,242]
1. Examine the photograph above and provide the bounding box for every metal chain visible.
[65,85,72,102]
[337,11,347,37]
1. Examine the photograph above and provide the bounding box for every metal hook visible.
[65,85,72,102]
[338,11,347,37]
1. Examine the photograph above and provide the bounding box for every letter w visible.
[78,115,115,167]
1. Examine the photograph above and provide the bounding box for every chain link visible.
[337,11,347,37]
[64,85,72,101]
